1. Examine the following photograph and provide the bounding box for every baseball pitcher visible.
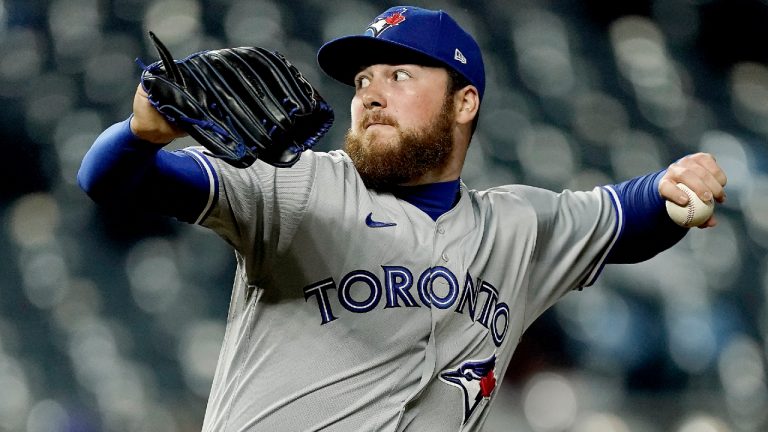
[78,6,727,432]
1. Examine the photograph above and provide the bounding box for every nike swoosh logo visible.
[365,212,397,228]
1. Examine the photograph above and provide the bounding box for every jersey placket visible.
[398,219,449,421]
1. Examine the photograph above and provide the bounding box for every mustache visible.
[360,112,399,129]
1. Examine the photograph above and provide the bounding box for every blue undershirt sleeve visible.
[77,117,216,223]
[603,170,689,264]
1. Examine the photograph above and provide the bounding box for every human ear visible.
[455,86,479,125]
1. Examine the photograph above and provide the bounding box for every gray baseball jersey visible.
[186,148,620,432]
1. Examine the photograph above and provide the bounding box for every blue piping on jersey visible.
[182,148,219,224]
[583,185,624,288]
[583,170,689,288]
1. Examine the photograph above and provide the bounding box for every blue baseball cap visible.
[317,6,485,99]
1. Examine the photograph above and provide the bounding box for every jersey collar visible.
[391,179,461,221]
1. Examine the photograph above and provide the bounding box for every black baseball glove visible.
[139,32,334,168]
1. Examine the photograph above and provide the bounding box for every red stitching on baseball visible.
[684,188,694,225]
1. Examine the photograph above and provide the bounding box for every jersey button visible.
[441,252,449,262]
[437,225,445,234]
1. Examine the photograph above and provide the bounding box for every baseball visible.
[665,183,714,227]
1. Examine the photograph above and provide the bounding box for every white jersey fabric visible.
[192,149,621,432]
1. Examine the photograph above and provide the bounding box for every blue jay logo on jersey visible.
[440,354,497,423]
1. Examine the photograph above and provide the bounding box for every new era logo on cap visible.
[454,48,467,64]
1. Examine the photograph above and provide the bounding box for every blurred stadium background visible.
[0,0,767,431]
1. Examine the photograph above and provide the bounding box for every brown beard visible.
[344,95,455,190]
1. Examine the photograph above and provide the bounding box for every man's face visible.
[344,64,456,189]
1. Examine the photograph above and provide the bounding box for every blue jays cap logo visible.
[365,7,407,38]
[439,354,497,423]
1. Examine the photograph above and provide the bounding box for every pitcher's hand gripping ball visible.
[139,32,334,168]
[665,183,715,227]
